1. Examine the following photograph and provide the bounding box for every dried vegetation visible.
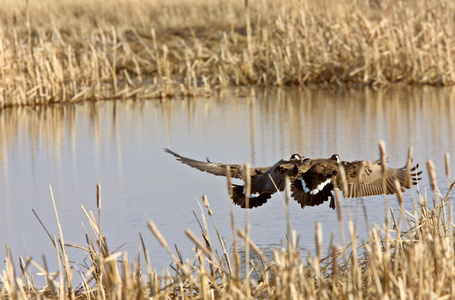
[1,0,455,107]
[1,151,455,299]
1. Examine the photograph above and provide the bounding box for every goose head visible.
[289,153,304,162]
[330,154,341,163]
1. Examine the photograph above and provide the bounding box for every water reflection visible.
[0,86,454,280]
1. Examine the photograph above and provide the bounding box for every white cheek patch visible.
[309,178,332,195]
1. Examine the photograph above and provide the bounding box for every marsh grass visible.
[1,0,455,107]
[1,151,455,299]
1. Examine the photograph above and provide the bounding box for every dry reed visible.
[1,153,455,299]
[1,0,455,107]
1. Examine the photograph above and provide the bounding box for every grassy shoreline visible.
[1,154,455,299]
[1,0,455,107]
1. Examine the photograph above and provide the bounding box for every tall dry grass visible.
[0,0,455,107]
[1,152,454,299]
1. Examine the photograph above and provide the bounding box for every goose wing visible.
[165,148,272,179]
[339,160,421,198]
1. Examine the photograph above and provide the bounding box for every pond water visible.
[0,86,454,282]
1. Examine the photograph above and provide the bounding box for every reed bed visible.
[1,153,454,299]
[1,0,455,107]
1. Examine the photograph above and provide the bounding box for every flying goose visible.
[164,148,421,209]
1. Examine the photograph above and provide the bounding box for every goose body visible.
[164,148,421,209]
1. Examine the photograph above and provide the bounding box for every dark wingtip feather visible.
[329,197,335,209]
[164,148,181,159]
[164,147,174,154]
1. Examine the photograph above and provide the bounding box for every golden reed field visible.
[0,0,455,107]
[1,0,455,298]
[2,163,455,299]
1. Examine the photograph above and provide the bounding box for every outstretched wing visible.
[165,148,246,179]
[165,148,273,179]
[339,160,421,198]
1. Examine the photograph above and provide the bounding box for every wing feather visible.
[165,148,246,179]
[339,160,421,198]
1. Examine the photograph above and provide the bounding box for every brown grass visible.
[0,0,455,107]
[1,150,455,299]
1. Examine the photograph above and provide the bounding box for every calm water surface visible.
[1,86,454,280]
